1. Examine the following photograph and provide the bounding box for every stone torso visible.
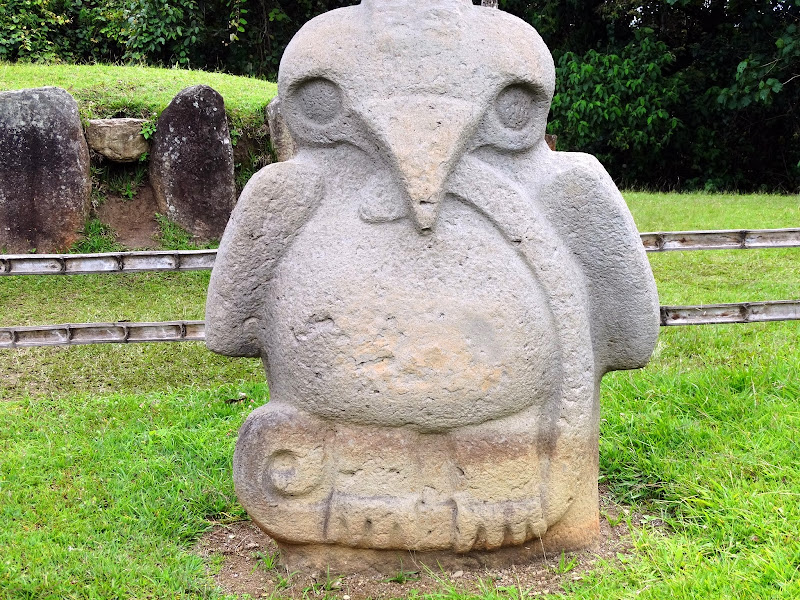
[264,184,561,433]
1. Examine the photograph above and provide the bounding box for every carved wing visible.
[205,160,323,357]
[449,152,659,377]
[538,152,660,374]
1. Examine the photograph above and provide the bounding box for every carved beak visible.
[362,97,478,231]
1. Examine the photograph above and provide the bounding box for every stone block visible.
[149,85,236,241]
[206,0,660,574]
[85,118,149,162]
[0,87,90,253]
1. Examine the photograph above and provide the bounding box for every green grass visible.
[593,191,800,598]
[154,214,218,250]
[101,162,148,201]
[587,352,800,598]
[628,193,800,306]
[69,219,124,254]
[0,384,266,599]
[1,192,799,598]
[0,271,262,401]
[0,62,277,131]
[627,192,800,232]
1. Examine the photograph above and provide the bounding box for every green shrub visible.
[0,0,69,61]
[122,0,200,66]
[61,0,127,62]
[549,30,683,187]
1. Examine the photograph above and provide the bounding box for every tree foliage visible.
[1,0,797,191]
[549,30,683,186]
[511,0,800,191]
[0,0,70,61]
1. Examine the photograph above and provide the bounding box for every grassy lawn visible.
[1,192,799,598]
[0,62,277,130]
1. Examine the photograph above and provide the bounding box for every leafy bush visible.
[122,0,201,65]
[0,0,69,61]
[549,31,683,186]
[61,0,127,62]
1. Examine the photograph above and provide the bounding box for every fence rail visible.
[0,321,205,349]
[2,228,799,277]
[660,300,800,326]
[1,227,797,347]
[1,301,798,348]
[640,227,800,252]
[0,250,216,276]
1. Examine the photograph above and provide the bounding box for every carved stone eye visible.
[494,84,537,130]
[295,78,343,125]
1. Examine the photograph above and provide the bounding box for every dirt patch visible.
[195,488,653,599]
[95,183,160,250]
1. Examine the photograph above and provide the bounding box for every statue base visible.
[276,513,600,576]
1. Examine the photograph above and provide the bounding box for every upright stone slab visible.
[0,87,90,253]
[149,85,235,241]
[266,97,297,162]
[206,0,660,575]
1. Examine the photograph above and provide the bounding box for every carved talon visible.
[452,493,547,553]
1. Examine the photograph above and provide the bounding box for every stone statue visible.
[205,0,659,574]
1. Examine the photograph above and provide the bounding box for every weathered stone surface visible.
[206,0,660,574]
[266,96,297,162]
[149,85,235,241]
[0,87,91,253]
[86,118,149,162]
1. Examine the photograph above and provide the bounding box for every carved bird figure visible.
[206,0,659,571]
